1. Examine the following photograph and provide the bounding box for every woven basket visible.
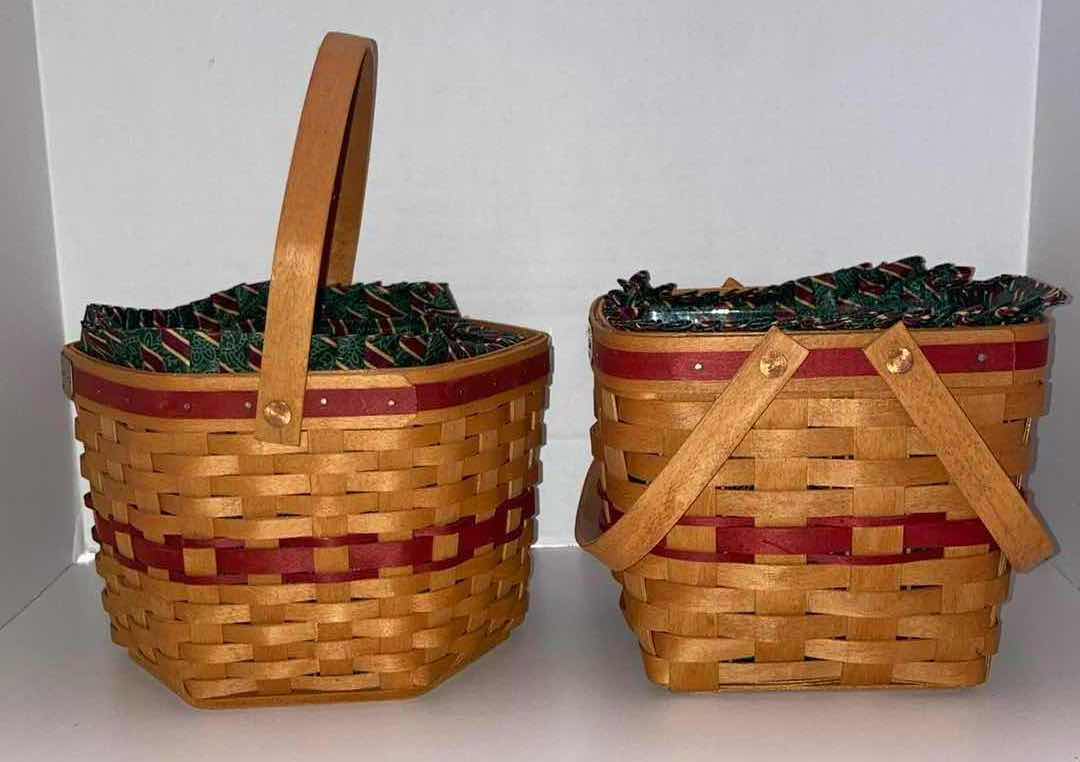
[578,283,1055,691]
[61,33,551,708]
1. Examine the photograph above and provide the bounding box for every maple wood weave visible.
[582,296,1052,691]
[61,33,553,708]
[66,335,549,707]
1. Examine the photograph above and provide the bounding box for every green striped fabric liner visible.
[80,279,523,373]
[603,257,1068,333]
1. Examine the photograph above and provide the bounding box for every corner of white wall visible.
[30,0,92,565]
[1024,0,1080,588]
[0,0,81,624]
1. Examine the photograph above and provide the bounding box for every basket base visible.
[638,648,990,693]
[117,626,514,709]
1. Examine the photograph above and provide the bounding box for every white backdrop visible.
[1027,0,1080,585]
[0,0,78,623]
[35,0,1042,548]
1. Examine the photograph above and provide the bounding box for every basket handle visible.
[864,323,1053,571]
[577,327,809,571]
[578,321,1054,573]
[254,32,378,444]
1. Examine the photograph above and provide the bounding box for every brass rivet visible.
[887,347,913,374]
[759,352,788,378]
[263,400,292,427]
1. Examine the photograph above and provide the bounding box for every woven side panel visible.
[75,379,548,707]
[596,372,1037,692]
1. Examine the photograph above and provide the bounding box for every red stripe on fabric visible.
[71,349,549,419]
[594,338,1043,381]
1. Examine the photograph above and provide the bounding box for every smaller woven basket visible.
[62,33,551,708]
[578,279,1055,692]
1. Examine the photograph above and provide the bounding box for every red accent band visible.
[600,497,994,566]
[71,349,550,419]
[1015,338,1049,370]
[594,338,1047,381]
[415,352,550,409]
[90,489,536,585]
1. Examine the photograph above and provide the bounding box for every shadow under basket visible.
[62,32,551,708]
[577,295,1056,692]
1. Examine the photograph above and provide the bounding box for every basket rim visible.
[64,321,550,392]
[589,297,1049,350]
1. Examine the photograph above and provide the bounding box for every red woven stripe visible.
[713,525,853,555]
[905,518,993,548]
[808,512,946,528]
[794,348,875,378]
[90,489,536,584]
[415,351,550,409]
[599,495,994,564]
[805,549,945,566]
[1015,338,1049,370]
[593,338,1045,382]
[922,342,1014,373]
[656,548,754,564]
[71,349,550,419]
[675,515,755,528]
[72,368,416,418]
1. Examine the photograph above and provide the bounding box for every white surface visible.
[0,548,1078,761]
[1026,0,1080,587]
[32,0,1043,549]
[0,0,80,624]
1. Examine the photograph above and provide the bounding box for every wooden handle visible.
[578,327,809,571]
[255,33,378,444]
[864,323,1054,571]
[580,320,1054,573]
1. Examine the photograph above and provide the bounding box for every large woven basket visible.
[62,33,551,708]
[578,285,1055,691]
